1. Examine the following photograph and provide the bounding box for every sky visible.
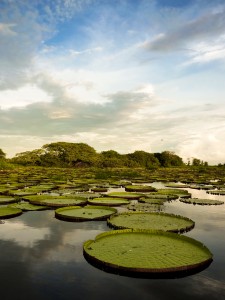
[0,0,225,165]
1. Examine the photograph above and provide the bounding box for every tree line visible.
[0,141,209,169]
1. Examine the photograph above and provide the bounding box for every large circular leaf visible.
[83,229,213,276]
[107,212,195,233]
[55,205,117,221]
[0,207,22,219]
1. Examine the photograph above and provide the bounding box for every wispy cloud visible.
[141,7,225,54]
[0,0,225,164]
[0,23,17,35]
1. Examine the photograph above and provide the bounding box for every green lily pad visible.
[8,202,48,211]
[154,189,191,198]
[207,190,225,195]
[139,197,168,204]
[55,205,117,221]
[91,187,108,192]
[106,192,143,200]
[125,185,157,193]
[88,197,129,206]
[125,203,163,213]
[164,183,190,188]
[179,198,224,205]
[0,207,22,219]
[0,196,19,205]
[83,229,213,275]
[141,193,178,200]
[107,212,195,233]
[26,195,87,207]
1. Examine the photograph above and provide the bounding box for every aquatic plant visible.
[179,198,224,205]
[88,197,129,206]
[55,205,117,221]
[107,212,195,233]
[106,192,143,200]
[83,229,213,275]
[125,185,157,193]
[0,207,22,218]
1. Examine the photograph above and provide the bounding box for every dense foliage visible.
[8,142,185,169]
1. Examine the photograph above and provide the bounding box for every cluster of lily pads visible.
[1,168,224,277]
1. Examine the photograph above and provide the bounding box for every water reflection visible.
[0,184,225,300]
[0,220,50,247]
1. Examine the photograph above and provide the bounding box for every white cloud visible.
[69,46,103,57]
[178,131,225,165]
[142,8,225,53]
[0,220,50,247]
[0,85,52,109]
[183,39,225,66]
[0,23,17,36]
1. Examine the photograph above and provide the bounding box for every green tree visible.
[192,158,201,166]
[41,142,98,167]
[0,149,6,159]
[98,150,127,167]
[154,151,184,167]
[127,150,160,169]
[11,149,43,165]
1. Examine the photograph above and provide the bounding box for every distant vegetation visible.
[1,141,192,168]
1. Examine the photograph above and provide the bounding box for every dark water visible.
[1,184,225,300]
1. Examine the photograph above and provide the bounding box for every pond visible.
[0,183,225,300]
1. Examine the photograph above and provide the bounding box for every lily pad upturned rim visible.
[140,193,179,200]
[8,203,48,211]
[107,211,195,233]
[179,198,224,205]
[41,198,87,207]
[88,197,129,206]
[83,229,213,276]
[24,195,87,207]
[106,192,143,200]
[55,205,117,222]
[139,197,168,204]
[125,185,157,193]
[153,189,192,199]
[0,197,19,205]
[0,207,23,219]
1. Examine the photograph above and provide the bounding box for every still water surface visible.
[0,184,225,300]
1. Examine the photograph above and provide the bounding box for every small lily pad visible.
[180,198,224,205]
[55,205,117,221]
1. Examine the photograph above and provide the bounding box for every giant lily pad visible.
[88,197,129,206]
[207,190,225,195]
[106,192,143,200]
[55,205,117,221]
[141,193,178,200]
[107,212,195,233]
[180,198,224,205]
[24,195,87,207]
[9,202,48,211]
[83,229,213,276]
[0,196,19,205]
[125,203,163,213]
[0,207,22,219]
[139,197,168,204]
[125,185,157,193]
[153,189,191,198]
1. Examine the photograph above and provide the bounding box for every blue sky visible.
[0,0,225,164]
